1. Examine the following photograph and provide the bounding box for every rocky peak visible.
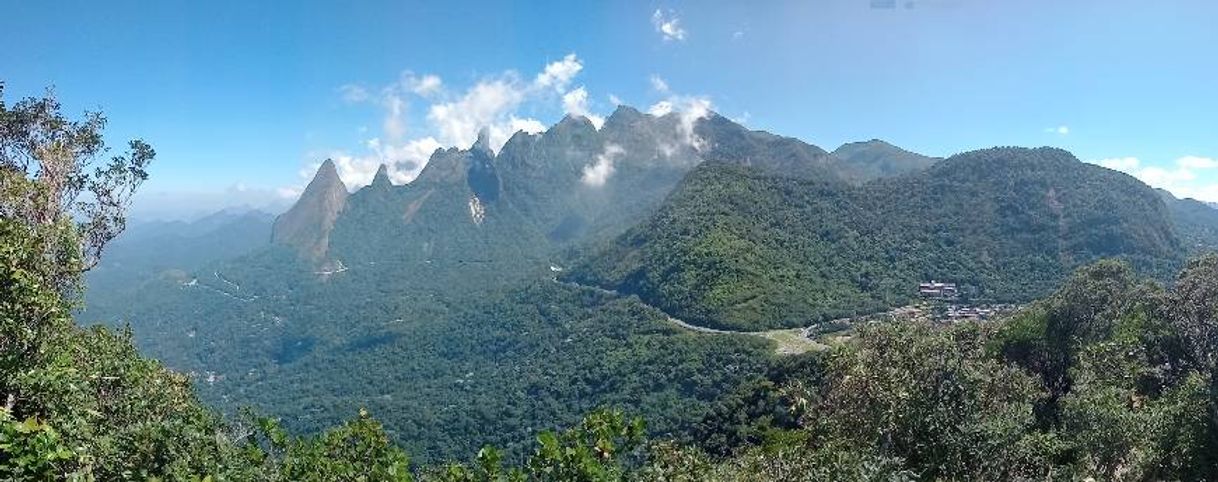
[271,159,349,260]
[414,147,467,185]
[602,105,646,131]
[467,134,501,202]
[472,128,494,157]
[371,164,392,188]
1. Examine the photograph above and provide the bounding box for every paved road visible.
[554,277,817,338]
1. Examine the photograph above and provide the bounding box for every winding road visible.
[552,277,826,354]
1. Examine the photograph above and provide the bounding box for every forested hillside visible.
[568,147,1191,330]
[830,138,940,180]
[10,82,1218,481]
[82,208,273,320]
[81,106,888,462]
[80,101,1218,464]
[1160,188,1218,253]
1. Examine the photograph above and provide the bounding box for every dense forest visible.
[569,148,1190,331]
[9,83,1218,480]
[81,86,1218,466]
[79,102,971,462]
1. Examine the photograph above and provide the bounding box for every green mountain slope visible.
[83,209,274,321]
[1158,188,1218,252]
[84,107,851,462]
[567,147,1185,330]
[82,108,1193,464]
[831,138,940,180]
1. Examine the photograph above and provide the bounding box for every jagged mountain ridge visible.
[87,107,1214,463]
[274,105,929,272]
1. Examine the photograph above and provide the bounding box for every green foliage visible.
[637,437,916,482]
[424,409,644,482]
[16,82,1218,481]
[642,257,1218,480]
[241,409,413,481]
[830,138,939,182]
[807,322,1052,479]
[1159,189,1218,253]
[570,147,1189,330]
[171,277,776,463]
[0,411,75,480]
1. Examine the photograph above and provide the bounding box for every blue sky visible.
[2,0,1216,218]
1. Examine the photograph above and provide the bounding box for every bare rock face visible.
[271,159,349,260]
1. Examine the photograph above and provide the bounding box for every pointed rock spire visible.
[472,127,493,156]
[371,163,392,188]
[271,159,349,260]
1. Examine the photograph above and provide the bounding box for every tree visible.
[1166,254,1218,471]
[1,82,154,420]
[425,409,646,482]
[0,82,154,295]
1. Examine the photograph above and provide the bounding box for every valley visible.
[6,3,1218,478]
[78,106,1218,465]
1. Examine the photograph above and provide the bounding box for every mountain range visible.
[83,105,1218,462]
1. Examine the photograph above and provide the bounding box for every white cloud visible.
[651,9,687,41]
[317,136,446,190]
[561,86,604,129]
[1138,166,1196,185]
[483,116,546,154]
[732,30,745,40]
[1177,155,1218,170]
[408,74,443,97]
[649,75,670,94]
[276,187,302,199]
[1045,125,1070,135]
[1089,155,1218,202]
[675,97,712,151]
[534,54,583,92]
[424,53,585,150]
[428,77,528,149]
[339,84,370,103]
[581,144,624,187]
[646,76,715,151]
[382,93,407,140]
[608,94,623,106]
[1096,157,1140,171]
[310,55,595,192]
[647,100,673,117]
[647,96,713,151]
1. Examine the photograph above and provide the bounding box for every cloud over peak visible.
[581,144,624,187]
[562,87,604,129]
[534,54,583,92]
[306,55,603,193]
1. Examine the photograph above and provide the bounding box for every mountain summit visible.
[271,159,349,259]
[371,164,392,188]
[831,139,940,180]
[273,107,943,269]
